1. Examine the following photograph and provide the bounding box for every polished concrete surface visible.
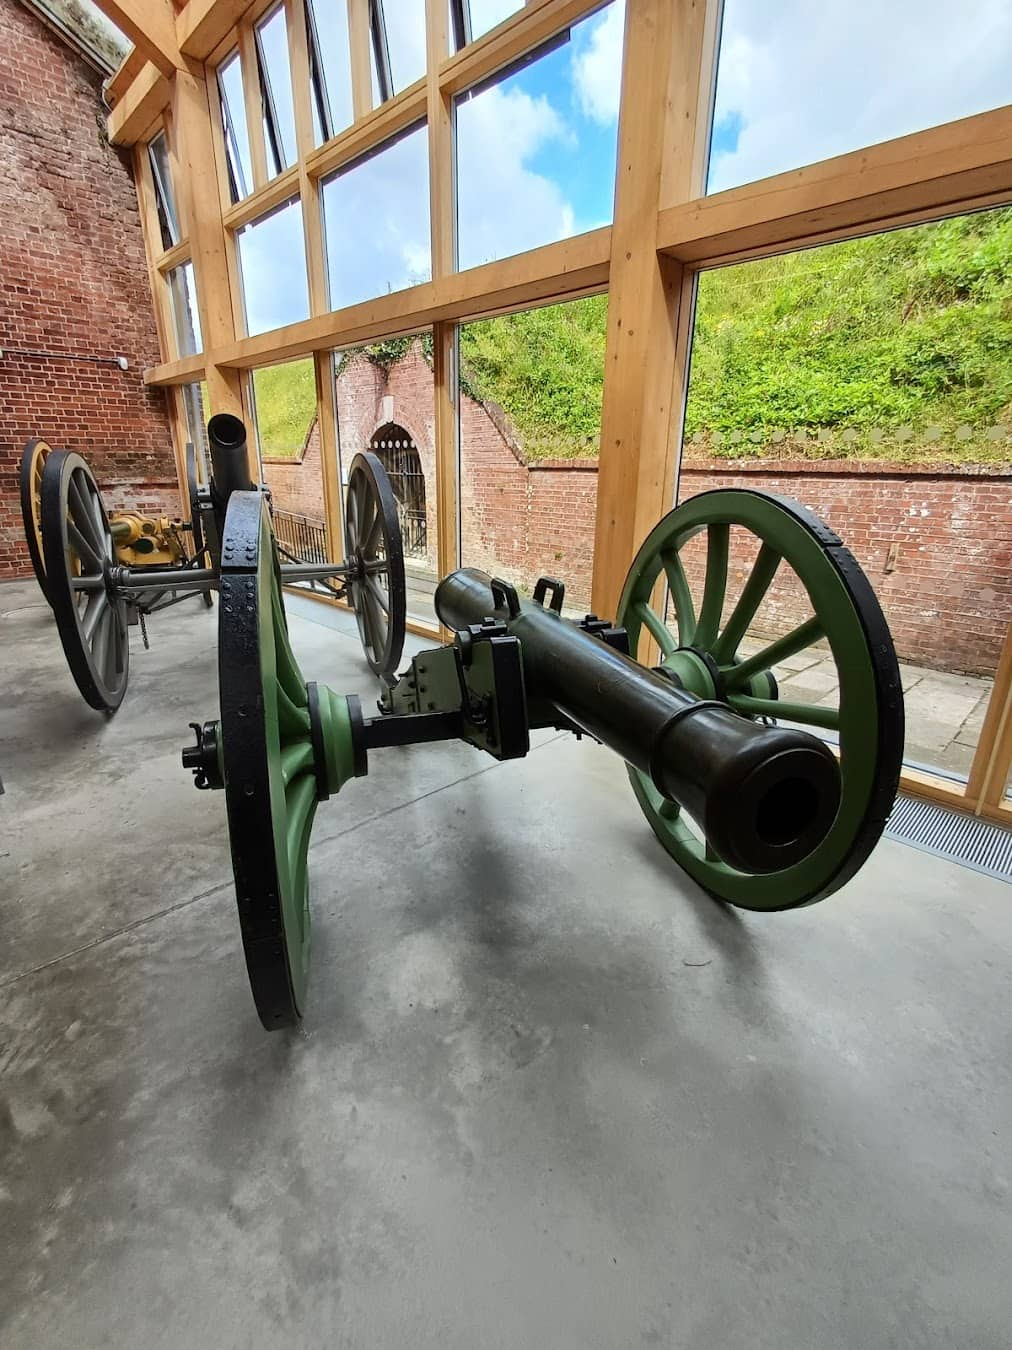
[1,578,1010,1349]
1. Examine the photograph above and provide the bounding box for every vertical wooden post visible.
[347,0,373,120]
[173,68,247,428]
[427,0,459,613]
[591,0,719,621]
[966,622,1012,816]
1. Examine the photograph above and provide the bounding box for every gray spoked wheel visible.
[345,451,406,681]
[41,450,130,712]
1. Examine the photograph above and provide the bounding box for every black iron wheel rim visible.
[345,450,406,681]
[19,438,53,604]
[40,450,130,712]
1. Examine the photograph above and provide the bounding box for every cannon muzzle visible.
[206,413,254,508]
[435,569,841,875]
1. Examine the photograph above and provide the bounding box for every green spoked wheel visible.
[218,491,358,1029]
[19,438,54,604]
[40,449,130,712]
[345,451,406,682]
[617,489,904,911]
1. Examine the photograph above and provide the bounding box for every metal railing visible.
[272,508,329,565]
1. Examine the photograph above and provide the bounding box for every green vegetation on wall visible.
[251,209,1012,465]
[251,358,317,459]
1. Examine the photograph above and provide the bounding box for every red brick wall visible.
[0,0,177,579]
[261,341,1011,675]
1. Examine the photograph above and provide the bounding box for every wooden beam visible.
[238,20,269,191]
[347,0,373,120]
[104,45,146,109]
[178,0,261,61]
[966,622,1012,811]
[439,0,605,96]
[657,105,1012,267]
[89,0,182,77]
[107,62,171,146]
[142,227,611,382]
[305,81,428,183]
[172,69,246,420]
[591,0,717,622]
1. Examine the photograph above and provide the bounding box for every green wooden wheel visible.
[617,489,904,911]
[218,490,358,1028]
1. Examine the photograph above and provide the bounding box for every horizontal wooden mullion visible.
[658,105,1012,267]
[305,81,428,182]
[108,61,172,145]
[143,226,611,382]
[438,0,606,97]
[154,240,192,274]
[222,165,301,229]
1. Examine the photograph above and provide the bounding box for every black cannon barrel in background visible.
[207,413,254,509]
[435,568,842,876]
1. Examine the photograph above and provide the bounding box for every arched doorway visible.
[370,422,427,558]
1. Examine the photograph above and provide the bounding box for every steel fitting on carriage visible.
[182,720,223,791]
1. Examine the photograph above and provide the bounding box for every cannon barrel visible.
[435,568,842,876]
[206,413,254,507]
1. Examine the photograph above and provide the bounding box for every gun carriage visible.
[182,481,904,1030]
[19,414,406,710]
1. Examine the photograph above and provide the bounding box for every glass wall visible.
[251,358,330,571]
[455,0,624,271]
[321,123,430,310]
[672,208,1012,779]
[147,131,179,250]
[255,5,298,176]
[306,0,354,142]
[167,261,201,356]
[452,1,524,50]
[333,334,438,628]
[458,296,606,612]
[236,198,310,336]
[708,0,1012,193]
[217,49,253,201]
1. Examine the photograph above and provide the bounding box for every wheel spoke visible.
[727,693,840,733]
[725,616,824,689]
[366,574,389,615]
[635,601,677,657]
[67,521,102,573]
[694,523,729,652]
[661,550,696,645]
[68,476,101,551]
[362,504,383,556]
[363,584,387,654]
[281,742,314,787]
[713,543,781,664]
[82,590,108,641]
[91,604,112,680]
[285,773,317,901]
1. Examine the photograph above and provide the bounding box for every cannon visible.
[182,484,904,1029]
[19,414,406,711]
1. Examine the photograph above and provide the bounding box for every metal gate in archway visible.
[369,423,427,558]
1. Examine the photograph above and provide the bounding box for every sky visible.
[235,0,1012,335]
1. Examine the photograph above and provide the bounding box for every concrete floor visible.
[1,577,1010,1349]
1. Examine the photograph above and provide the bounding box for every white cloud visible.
[572,0,626,125]
[709,0,1012,192]
[456,83,577,270]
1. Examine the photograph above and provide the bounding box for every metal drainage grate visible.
[884,793,1012,881]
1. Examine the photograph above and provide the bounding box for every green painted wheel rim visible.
[219,492,357,1028]
[616,489,903,911]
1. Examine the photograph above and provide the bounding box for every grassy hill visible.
[251,208,1012,465]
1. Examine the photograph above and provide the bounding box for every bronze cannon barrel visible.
[435,568,842,876]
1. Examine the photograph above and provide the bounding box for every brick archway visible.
[370,421,427,558]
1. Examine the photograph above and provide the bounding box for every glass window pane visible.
[148,131,179,250]
[168,261,202,356]
[709,0,1012,194]
[678,208,1012,780]
[253,359,342,581]
[218,51,253,201]
[454,1,523,50]
[307,0,353,139]
[256,5,298,173]
[237,198,310,337]
[182,381,210,478]
[455,0,623,272]
[321,123,430,310]
[459,297,606,611]
[378,0,426,93]
[334,335,439,628]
